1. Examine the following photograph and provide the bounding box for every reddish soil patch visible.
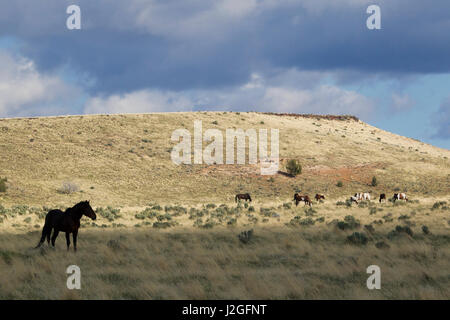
[304,163,384,183]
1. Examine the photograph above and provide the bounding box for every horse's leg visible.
[51,230,59,247]
[65,232,71,251]
[46,227,52,245]
[73,230,78,252]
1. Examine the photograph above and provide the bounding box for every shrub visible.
[347,232,368,245]
[153,221,176,228]
[371,176,378,186]
[336,181,343,188]
[337,216,360,230]
[364,224,375,233]
[0,177,7,193]
[431,201,447,210]
[283,203,292,210]
[238,229,253,244]
[299,217,315,226]
[304,207,317,216]
[422,225,430,235]
[58,182,79,194]
[96,206,121,222]
[285,159,302,177]
[375,241,390,249]
[164,205,187,216]
[389,225,414,238]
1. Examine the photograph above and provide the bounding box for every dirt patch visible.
[304,163,384,183]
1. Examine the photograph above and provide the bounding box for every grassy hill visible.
[0,112,449,299]
[0,112,448,207]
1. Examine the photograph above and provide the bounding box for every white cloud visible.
[84,90,195,114]
[0,50,82,117]
[260,85,373,116]
[391,93,415,112]
[84,69,374,119]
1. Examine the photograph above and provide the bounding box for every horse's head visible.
[247,194,252,201]
[79,200,96,220]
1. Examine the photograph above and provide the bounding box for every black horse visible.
[235,193,252,202]
[35,201,96,251]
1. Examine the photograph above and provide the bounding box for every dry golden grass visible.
[0,112,449,299]
[0,198,449,299]
[0,112,448,207]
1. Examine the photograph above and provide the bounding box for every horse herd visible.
[235,192,409,207]
[35,192,409,251]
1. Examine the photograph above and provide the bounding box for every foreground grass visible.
[1,206,449,299]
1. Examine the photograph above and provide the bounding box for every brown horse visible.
[393,193,408,202]
[315,194,325,201]
[379,193,386,203]
[294,193,312,207]
[35,201,96,251]
[235,193,252,202]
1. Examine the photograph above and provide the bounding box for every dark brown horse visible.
[379,193,386,203]
[315,194,325,201]
[294,193,312,207]
[35,201,96,251]
[235,193,252,202]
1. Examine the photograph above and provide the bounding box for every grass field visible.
[0,112,449,299]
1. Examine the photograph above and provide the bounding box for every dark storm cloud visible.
[1,0,449,94]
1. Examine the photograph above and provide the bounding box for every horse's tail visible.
[35,210,56,248]
[35,223,51,248]
[235,195,238,203]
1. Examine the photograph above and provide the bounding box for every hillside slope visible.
[0,112,449,207]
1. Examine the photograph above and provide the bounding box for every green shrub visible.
[422,225,430,235]
[371,176,378,187]
[347,232,368,245]
[96,206,121,222]
[0,177,7,193]
[286,159,302,177]
[238,229,253,244]
[153,221,177,228]
[282,202,292,210]
[337,216,360,230]
[336,181,343,188]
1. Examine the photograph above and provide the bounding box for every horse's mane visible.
[64,201,88,215]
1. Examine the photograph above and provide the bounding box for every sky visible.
[0,0,448,149]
